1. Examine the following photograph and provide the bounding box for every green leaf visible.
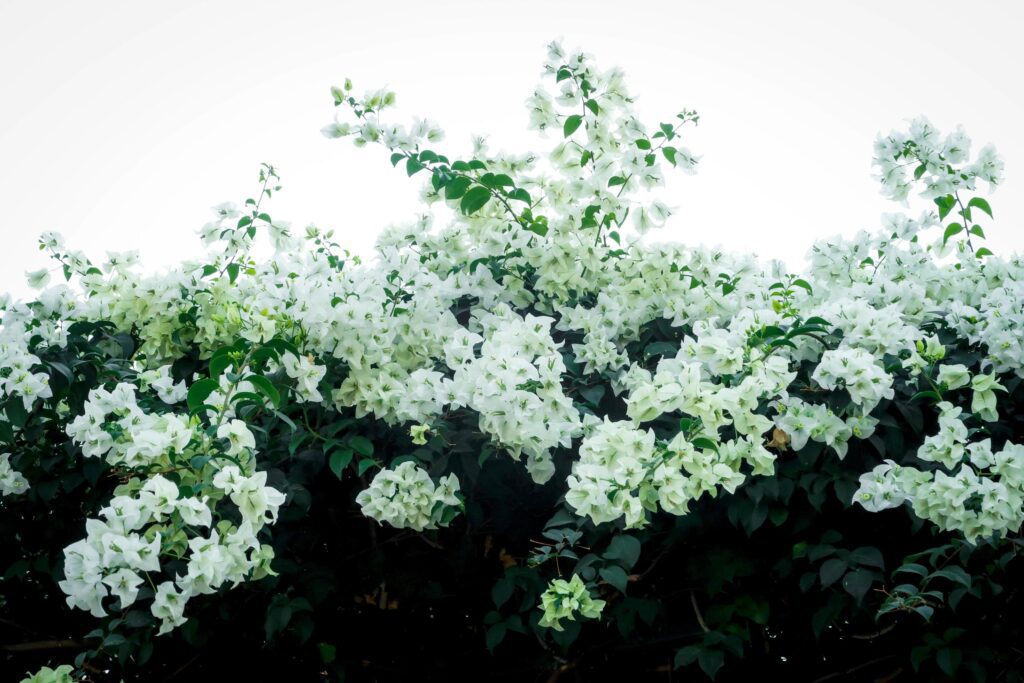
[556,68,572,82]
[5,399,28,429]
[585,99,599,115]
[913,604,934,621]
[485,623,506,652]
[690,437,718,452]
[492,579,513,608]
[850,546,885,570]
[444,176,472,201]
[604,535,641,570]
[819,558,847,587]
[226,262,240,284]
[913,163,927,180]
[662,146,677,165]
[894,562,929,577]
[975,247,993,257]
[578,384,605,408]
[460,186,492,215]
[634,138,651,150]
[675,645,700,668]
[186,378,219,413]
[356,458,376,476]
[507,188,531,204]
[348,436,374,456]
[969,224,986,238]
[967,196,993,218]
[287,431,308,456]
[935,194,955,220]
[698,649,725,679]
[563,114,583,138]
[791,278,813,294]
[318,643,337,664]
[936,648,961,677]
[329,448,354,479]
[942,223,964,244]
[929,566,971,589]
[208,352,234,378]
[405,157,425,176]
[246,375,282,408]
[607,176,626,187]
[841,569,874,603]
[600,565,629,593]
[103,633,127,648]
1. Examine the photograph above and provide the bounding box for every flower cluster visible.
[811,348,894,414]
[356,460,463,531]
[19,665,75,683]
[59,462,282,633]
[65,384,193,467]
[0,452,29,496]
[537,573,606,631]
[0,41,1022,658]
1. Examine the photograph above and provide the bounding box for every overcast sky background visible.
[2,0,1023,301]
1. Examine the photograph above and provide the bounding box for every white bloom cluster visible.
[18,664,74,683]
[854,440,1024,543]
[566,419,775,528]
[59,464,283,634]
[356,461,462,531]
[281,352,327,403]
[0,339,52,410]
[916,401,970,469]
[811,348,894,414]
[65,383,194,467]
[873,116,1004,204]
[774,397,878,459]
[566,419,659,526]
[449,311,581,483]
[138,363,187,404]
[537,573,606,631]
[2,44,1024,644]
[0,452,29,496]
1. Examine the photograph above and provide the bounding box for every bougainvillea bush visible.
[3,42,1023,682]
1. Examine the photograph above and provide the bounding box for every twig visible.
[690,592,710,633]
[1,639,80,652]
[850,622,897,640]
[810,655,897,683]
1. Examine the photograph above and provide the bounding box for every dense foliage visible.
[2,43,1023,681]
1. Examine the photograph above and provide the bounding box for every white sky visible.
[2,0,1023,301]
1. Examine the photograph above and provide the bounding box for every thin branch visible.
[690,592,710,633]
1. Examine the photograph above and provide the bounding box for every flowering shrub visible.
[3,42,1024,681]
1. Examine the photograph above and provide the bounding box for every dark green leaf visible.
[967,196,993,218]
[600,565,629,593]
[604,535,641,570]
[186,378,219,413]
[841,569,874,603]
[698,649,725,679]
[460,186,492,215]
[485,623,506,652]
[492,579,513,608]
[246,375,282,408]
[329,448,354,479]
[563,115,583,138]
[348,436,374,456]
[819,558,847,587]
